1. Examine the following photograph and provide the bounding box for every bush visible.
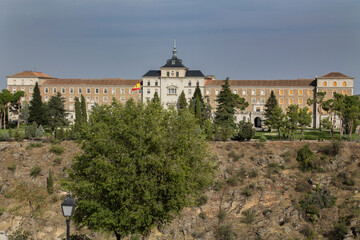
[217,210,227,222]
[197,194,208,206]
[297,145,314,171]
[47,170,54,194]
[34,125,45,139]
[228,150,243,162]
[214,181,225,191]
[295,181,311,193]
[8,228,31,240]
[30,165,42,178]
[53,156,62,166]
[215,224,237,240]
[26,142,43,150]
[227,176,238,186]
[13,129,24,142]
[234,120,255,141]
[8,164,17,172]
[241,209,255,224]
[259,135,267,142]
[0,206,5,216]
[25,122,37,139]
[55,128,65,141]
[248,168,258,178]
[49,145,64,155]
[321,141,341,157]
[331,222,348,240]
[242,184,255,197]
[198,212,207,219]
[0,131,10,141]
[300,225,316,240]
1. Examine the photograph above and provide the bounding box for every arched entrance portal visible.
[254,117,262,128]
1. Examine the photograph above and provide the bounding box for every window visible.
[176,72,179,77]
[251,98,256,104]
[139,89,142,94]
[95,97,99,102]
[12,87,17,93]
[188,81,191,86]
[78,88,82,94]
[121,88,125,94]
[62,88,65,94]
[343,81,347,87]
[21,87,25,91]
[87,88,90,94]
[167,72,170,77]
[323,81,327,87]
[256,107,261,112]
[168,88,177,95]
[147,89,150,94]
[86,96,90,102]
[188,89,191,94]
[30,88,33,93]
[343,90,346,95]
[215,89,219,95]
[251,90,256,95]
[44,96,49,102]
[261,90,265,95]
[45,88,49,93]
[70,88,74,94]
[103,96,108,102]
[233,90,238,94]
[279,99,283,104]
[279,90,284,95]
[308,90,312,95]
[103,88,108,94]
[129,89,133,94]
[260,98,265,104]
[289,99,293,104]
[172,60,175,65]
[298,90,303,95]
[147,80,150,86]
[298,99,302,104]
[69,104,74,111]
[53,88,57,93]
[69,96,74,102]
[13,80,16,84]
[242,90,247,95]
[120,97,125,103]
[95,88,99,94]
[333,90,337,96]
[112,88,116,94]
[333,81,337,87]
[206,89,210,95]
[289,90,293,95]
[155,81,158,86]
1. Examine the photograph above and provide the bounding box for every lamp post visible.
[61,194,76,240]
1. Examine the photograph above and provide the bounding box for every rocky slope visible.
[1,140,360,239]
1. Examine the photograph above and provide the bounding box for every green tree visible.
[298,107,312,139]
[29,82,46,126]
[64,100,215,240]
[343,95,360,140]
[202,118,214,140]
[47,93,68,131]
[264,90,278,120]
[74,97,82,132]
[152,91,160,104]
[266,105,285,138]
[307,92,326,130]
[286,104,300,140]
[214,78,248,140]
[20,101,30,124]
[322,99,336,139]
[195,95,202,124]
[47,169,54,194]
[0,89,14,129]
[12,91,25,128]
[234,120,255,141]
[178,90,187,111]
[81,94,87,124]
[334,93,346,139]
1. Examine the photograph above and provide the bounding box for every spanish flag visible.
[132,82,141,91]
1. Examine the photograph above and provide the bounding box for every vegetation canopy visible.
[64,99,215,239]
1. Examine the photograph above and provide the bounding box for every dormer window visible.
[172,60,175,65]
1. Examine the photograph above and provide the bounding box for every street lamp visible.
[61,194,76,240]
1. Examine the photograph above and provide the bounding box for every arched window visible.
[343,81,347,87]
[323,81,327,87]
[333,81,337,87]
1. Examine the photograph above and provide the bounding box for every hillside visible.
[1,140,360,239]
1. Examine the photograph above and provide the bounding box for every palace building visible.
[6,45,354,127]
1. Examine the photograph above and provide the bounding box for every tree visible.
[29,82,46,126]
[286,104,300,140]
[195,95,202,124]
[0,89,14,129]
[63,100,215,240]
[178,90,187,111]
[214,78,248,140]
[74,97,82,132]
[266,105,285,138]
[152,92,160,104]
[342,95,360,140]
[264,90,278,120]
[322,99,336,139]
[47,169,54,194]
[47,93,68,131]
[81,94,87,124]
[20,101,30,124]
[334,93,346,139]
[12,91,25,128]
[298,107,312,139]
[307,92,326,130]
[234,120,255,141]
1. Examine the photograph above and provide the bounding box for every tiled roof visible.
[205,79,315,87]
[8,71,56,78]
[320,72,351,78]
[41,78,141,86]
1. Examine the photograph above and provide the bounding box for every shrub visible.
[214,181,225,191]
[8,228,31,240]
[13,129,24,142]
[25,122,37,139]
[300,225,316,240]
[191,231,205,238]
[248,168,258,178]
[215,224,237,240]
[331,222,348,240]
[242,184,255,197]
[0,206,5,216]
[241,209,255,224]
[53,156,62,166]
[26,143,43,150]
[8,164,17,172]
[0,131,10,141]
[280,150,292,162]
[197,194,208,206]
[55,128,65,141]
[217,210,227,222]
[227,176,238,186]
[297,145,314,171]
[199,212,207,219]
[49,145,64,155]
[47,170,54,194]
[295,181,311,193]
[30,165,42,178]
[34,125,45,139]
[321,141,341,157]
[259,135,267,142]
[228,150,243,162]
[262,209,272,216]
[234,120,255,141]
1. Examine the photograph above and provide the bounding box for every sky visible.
[1,0,359,93]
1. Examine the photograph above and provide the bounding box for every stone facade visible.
[6,47,355,127]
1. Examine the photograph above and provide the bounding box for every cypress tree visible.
[195,95,202,124]
[81,94,87,123]
[264,90,278,119]
[29,82,46,126]
[179,91,187,110]
[74,97,82,131]
[152,92,160,103]
[48,93,68,131]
